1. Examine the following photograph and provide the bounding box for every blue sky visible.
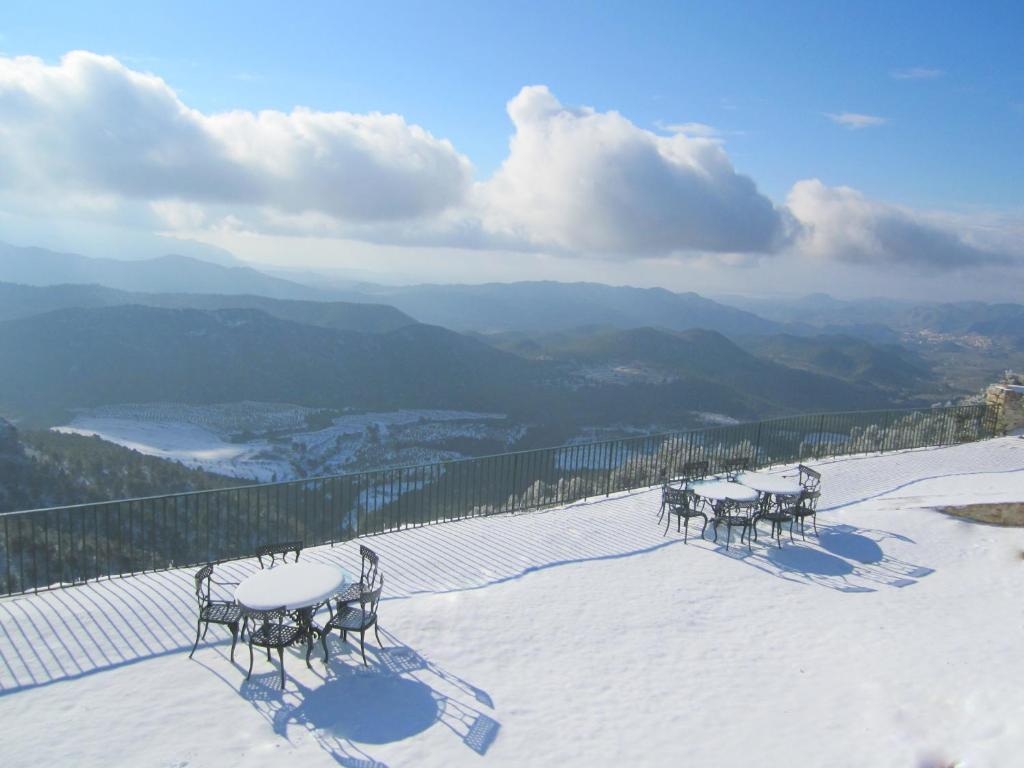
[1,1,1022,298]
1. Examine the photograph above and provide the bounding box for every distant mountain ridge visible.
[735,333,937,391]
[0,282,417,333]
[480,325,904,412]
[0,241,334,300]
[1,242,792,337]
[329,280,788,336]
[718,292,1024,339]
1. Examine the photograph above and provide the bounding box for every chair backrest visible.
[358,574,384,618]
[359,545,380,587]
[721,457,751,478]
[661,486,692,511]
[194,563,214,608]
[723,498,759,518]
[797,464,821,491]
[681,460,709,481]
[256,541,303,569]
[240,604,289,630]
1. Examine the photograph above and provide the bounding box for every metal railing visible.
[0,403,997,596]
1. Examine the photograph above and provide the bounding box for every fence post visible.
[815,414,826,459]
[604,442,613,496]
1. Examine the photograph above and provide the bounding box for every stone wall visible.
[986,372,1024,434]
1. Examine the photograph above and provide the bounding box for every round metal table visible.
[235,562,352,611]
[688,479,760,503]
[735,472,803,498]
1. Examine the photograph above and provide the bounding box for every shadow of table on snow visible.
[705,521,935,593]
[237,629,500,767]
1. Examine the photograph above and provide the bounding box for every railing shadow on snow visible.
[2,440,1023,696]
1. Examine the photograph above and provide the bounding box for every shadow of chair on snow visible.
[706,520,935,593]
[237,628,500,767]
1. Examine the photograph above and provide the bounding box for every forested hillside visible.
[0,419,238,513]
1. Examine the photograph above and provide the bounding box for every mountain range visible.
[0,282,416,334]
[1,240,1018,431]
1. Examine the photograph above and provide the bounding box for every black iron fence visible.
[0,403,997,596]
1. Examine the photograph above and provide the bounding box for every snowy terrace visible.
[2,437,1023,767]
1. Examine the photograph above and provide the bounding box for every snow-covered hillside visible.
[1,437,1022,766]
[54,403,525,481]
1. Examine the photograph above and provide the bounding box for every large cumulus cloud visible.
[476,86,791,256]
[787,179,1013,269]
[0,52,1018,276]
[0,51,472,222]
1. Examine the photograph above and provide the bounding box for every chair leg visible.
[374,623,383,647]
[683,516,689,543]
[360,630,368,666]
[267,645,272,662]
[664,511,671,537]
[278,647,286,689]
[202,623,210,640]
[247,643,254,680]
[189,620,203,659]
[305,634,314,669]
[229,622,239,663]
[812,513,818,535]
[699,514,708,539]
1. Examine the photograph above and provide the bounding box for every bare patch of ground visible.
[939,502,1024,526]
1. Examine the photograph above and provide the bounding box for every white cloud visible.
[825,112,887,129]
[891,67,944,80]
[0,51,471,223]
[0,51,1019,285]
[786,179,1012,269]
[657,121,721,138]
[474,86,790,256]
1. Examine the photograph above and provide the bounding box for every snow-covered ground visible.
[1,437,1023,767]
[54,403,523,481]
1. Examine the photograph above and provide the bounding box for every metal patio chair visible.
[255,540,303,569]
[189,563,244,661]
[660,486,708,542]
[754,493,796,548]
[242,605,311,688]
[711,498,759,551]
[322,575,384,666]
[333,544,380,608]
[790,488,822,539]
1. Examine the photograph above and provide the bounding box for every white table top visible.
[688,479,760,503]
[234,562,351,611]
[735,472,803,496]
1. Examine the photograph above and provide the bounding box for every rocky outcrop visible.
[986,372,1024,435]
